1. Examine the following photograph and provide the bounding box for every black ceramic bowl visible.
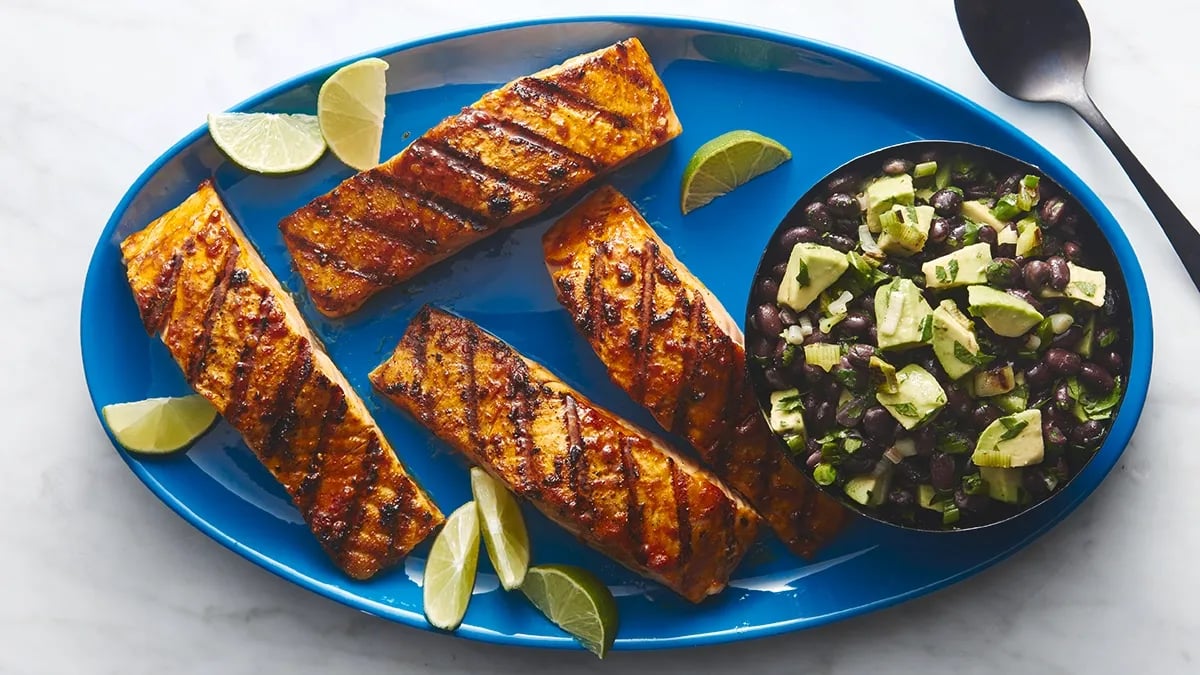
[744,140,1133,532]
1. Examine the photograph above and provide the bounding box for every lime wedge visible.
[423,501,480,631]
[318,57,389,171]
[470,467,530,591]
[521,564,619,658]
[680,129,792,214]
[207,112,326,174]
[101,395,218,455]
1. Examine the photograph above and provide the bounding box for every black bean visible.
[930,189,964,217]
[803,329,829,345]
[771,261,788,280]
[899,457,931,484]
[1043,405,1077,434]
[1045,348,1082,375]
[948,222,970,248]
[955,489,990,512]
[838,311,872,338]
[1043,422,1067,449]
[846,343,876,369]
[1050,325,1083,349]
[751,338,772,359]
[996,240,1018,259]
[802,363,828,385]
[813,401,836,430]
[1102,288,1121,320]
[911,274,927,289]
[841,454,875,475]
[929,217,951,243]
[857,292,876,315]
[1041,236,1063,257]
[1047,256,1071,291]
[888,488,915,507]
[994,172,1023,198]
[804,202,831,229]
[764,367,789,390]
[879,261,901,276]
[1006,288,1044,313]
[1022,259,1052,290]
[1079,362,1116,394]
[826,192,860,218]
[1072,420,1105,448]
[778,307,799,326]
[824,234,855,252]
[802,393,821,413]
[866,326,878,344]
[755,303,784,337]
[1039,197,1067,227]
[986,258,1022,287]
[964,184,992,200]
[806,450,823,468]
[826,174,859,195]
[971,403,1001,430]
[930,452,956,491]
[862,406,897,444]
[1025,361,1053,390]
[836,396,868,427]
[976,225,998,246]
[883,158,914,176]
[914,426,937,456]
[779,225,819,249]
[946,385,973,419]
[820,376,843,403]
[1094,349,1124,375]
[1052,381,1075,412]
[756,277,780,303]
[1062,241,1083,262]
[1023,469,1050,501]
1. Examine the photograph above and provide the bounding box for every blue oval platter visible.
[80,16,1152,651]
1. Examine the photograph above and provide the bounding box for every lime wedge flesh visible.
[318,57,389,171]
[521,564,619,658]
[207,113,326,174]
[680,129,792,214]
[101,395,218,455]
[470,467,530,590]
[423,501,480,631]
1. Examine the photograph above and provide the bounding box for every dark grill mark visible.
[262,338,315,459]
[367,166,494,233]
[579,251,601,336]
[225,291,273,424]
[412,308,432,414]
[668,457,693,572]
[458,107,600,172]
[186,240,241,384]
[510,77,631,130]
[141,252,183,334]
[562,394,591,522]
[463,328,482,452]
[414,137,544,198]
[508,362,538,497]
[619,437,646,566]
[285,234,393,287]
[324,435,383,556]
[297,386,347,512]
[670,290,701,435]
[631,242,657,400]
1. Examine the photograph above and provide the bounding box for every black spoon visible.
[955,0,1200,291]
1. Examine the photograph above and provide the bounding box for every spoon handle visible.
[1066,95,1200,291]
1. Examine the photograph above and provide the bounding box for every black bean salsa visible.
[748,148,1131,529]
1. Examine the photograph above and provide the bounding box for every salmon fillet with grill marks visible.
[120,181,443,579]
[369,307,759,603]
[279,37,682,317]
[542,186,848,557]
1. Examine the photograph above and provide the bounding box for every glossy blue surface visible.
[80,17,1152,651]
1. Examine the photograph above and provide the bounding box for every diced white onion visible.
[880,289,904,335]
[859,224,883,255]
[828,290,854,317]
[783,325,806,345]
[798,314,815,336]
[883,447,905,464]
[1048,313,1075,335]
[893,437,918,458]
[1024,334,1042,350]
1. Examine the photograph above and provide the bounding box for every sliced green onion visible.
[962,473,986,495]
[782,325,806,345]
[1017,174,1041,211]
[813,463,838,486]
[914,160,938,179]
[942,505,961,526]
[992,193,1022,222]
[1047,313,1075,335]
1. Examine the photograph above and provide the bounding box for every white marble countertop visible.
[4,0,1199,672]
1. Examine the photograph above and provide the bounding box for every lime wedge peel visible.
[680,129,793,214]
[318,57,389,171]
[423,501,481,631]
[207,113,326,174]
[470,467,530,591]
[521,564,619,659]
[101,395,218,455]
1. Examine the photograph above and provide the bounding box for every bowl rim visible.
[744,138,1145,533]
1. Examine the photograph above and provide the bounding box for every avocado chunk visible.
[930,299,987,380]
[979,466,1024,504]
[967,285,1044,337]
[1015,217,1042,257]
[921,242,992,289]
[776,243,849,312]
[961,199,1006,230]
[917,484,944,511]
[864,174,915,232]
[844,471,892,507]
[876,364,947,430]
[878,204,933,257]
[768,389,806,452]
[875,278,934,350]
[997,225,1019,247]
[973,363,1015,397]
[972,409,1044,468]
[1039,263,1107,307]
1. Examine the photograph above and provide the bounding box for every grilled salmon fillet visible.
[369,307,758,603]
[120,181,443,579]
[542,187,848,557]
[279,37,682,317]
